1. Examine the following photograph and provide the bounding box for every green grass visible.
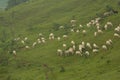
[0,0,120,80]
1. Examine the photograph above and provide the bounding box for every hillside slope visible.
[0,0,120,80]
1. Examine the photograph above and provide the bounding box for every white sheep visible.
[21,40,25,44]
[57,37,61,41]
[72,45,76,50]
[24,37,28,41]
[59,26,64,29]
[98,29,103,34]
[25,46,30,49]
[84,51,90,56]
[63,35,68,38]
[93,49,99,53]
[76,29,80,33]
[57,49,63,56]
[13,50,17,57]
[114,33,120,38]
[102,45,107,50]
[94,32,97,37]
[32,42,37,47]
[71,40,75,45]
[79,24,83,28]
[75,51,82,56]
[93,43,99,48]
[86,42,92,49]
[82,30,86,35]
[63,44,67,48]
[71,29,74,32]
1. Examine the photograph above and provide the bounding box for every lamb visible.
[57,49,63,56]
[102,45,107,50]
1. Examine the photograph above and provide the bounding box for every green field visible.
[0,0,120,80]
[0,0,8,10]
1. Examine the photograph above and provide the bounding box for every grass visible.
[0,0,120,80]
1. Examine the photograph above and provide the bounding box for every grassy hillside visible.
[0,0,120,80]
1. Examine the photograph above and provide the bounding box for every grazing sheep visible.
[39,33,43,37]
[42,39,46,43]
[107,22,113,26]
[102,45,107,50]
[104,24,108,30]
[63,35,68,38]
[59,26,64,29]
[86,42,92,49]
[114,33,120,38]
[75,51,82,56]
[68,47,74,55]
[93,43,99,48]
[79,24,83,28]
[98,29,103,34]
[72,45,76,50]
[94,32,97,37]
[24,37,28,41]
[84,51,90,56]
[63,44,67,48]
[93,49,99,53]
[32,42,37,47]
[49,33,55,40]
[76,29,80,33]
[13,50,17,57]
[57,37,61,41]
[106,40,111,46]
[21,40,25,44]
[57,49,63,56]
[71,29,74,32]
[71,41,75,45]
[82,30,86,35]
[70,20,76,24]
[87,23,91,28]
[25,46,30,49]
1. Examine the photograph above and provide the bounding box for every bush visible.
[105,5,114,12]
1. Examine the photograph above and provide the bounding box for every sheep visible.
[42,39,46,43]
[71,29,74,32]
[57,37,61,41]
[79,44,84,52]
[49,33,55,40]
[38,40,42,44]
[21,40,25,44]
[87,23,91,28]
[114,33,120,38]
[104,24,108,30]
[71,40,75,45]
[70,20,76,24]
[82,30,86,35]
[86,42,92,49]
[32,42,37,47]
[24,37,28,41]
[93,49,99,53]
[76,29,80,33]
[106,40,112,46]
[93,43,99,48]
[63,35,68,38]
[25,46,30,49]
[102,45,107,50]
[75,51,82,56]
[68,47,74,55]
[59,26,64,29]
[114,26,120,32]
[79,24,83,28]
[57,49,63,56]
[13,50,17,57]
[63,44,67,48]
[39,33,43,37]
[107,22,113,26]
[84,51,90,56]
[98,29,103,34]
[72,45,76,50]
[108,39,112,44]
[94,32,97,37]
